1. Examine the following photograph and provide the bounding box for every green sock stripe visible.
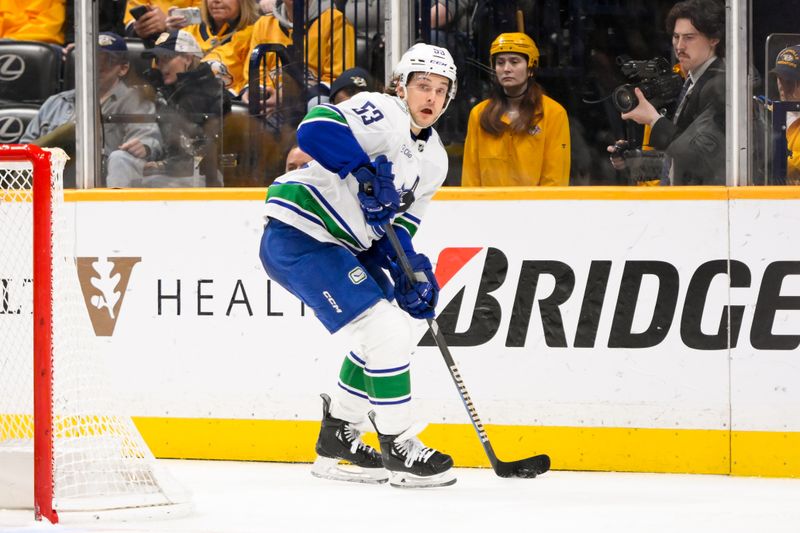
[339,356,366,392]
[365,371,411,400]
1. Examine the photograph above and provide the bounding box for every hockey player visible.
[258,43,458,488]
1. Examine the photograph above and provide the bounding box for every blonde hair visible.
[201,0,260,32]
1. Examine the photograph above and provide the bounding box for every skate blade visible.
[388,470,457,489]
[310,456,389,485]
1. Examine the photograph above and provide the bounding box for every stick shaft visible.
[383,224,501,470]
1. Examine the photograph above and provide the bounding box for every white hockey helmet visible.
[394,43,458,124]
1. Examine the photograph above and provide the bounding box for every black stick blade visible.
[494,454,551,478]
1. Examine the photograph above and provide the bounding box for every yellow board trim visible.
[62,186,800,203]
[434,186,729,201]
[64,188,268,202]
[731,431,800,477]
[130,417,799,478]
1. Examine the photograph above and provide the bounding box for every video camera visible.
[608,140,665,184]
[612,56,684,114]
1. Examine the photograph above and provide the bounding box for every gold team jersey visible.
[0,0,65,44]
[186,21,254,92]
[787,118,800,185]
[207,8,354,96]
[462,95,571,187]
[185,21,238,53]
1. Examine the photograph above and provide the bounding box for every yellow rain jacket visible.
[462,95,571,187]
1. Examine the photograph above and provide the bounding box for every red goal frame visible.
[0,144,57,523]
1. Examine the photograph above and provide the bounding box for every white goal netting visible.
[0,147,189,521]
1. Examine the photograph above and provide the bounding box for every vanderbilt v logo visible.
[76,257,141,337]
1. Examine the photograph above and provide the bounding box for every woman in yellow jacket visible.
[165,0,259,91]
[169,0,259,53]
[462,33,570,187]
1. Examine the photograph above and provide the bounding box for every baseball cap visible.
[143,30,203,59]
[97,32,127,53]
[772,45,800,81]
[330,67,371,101]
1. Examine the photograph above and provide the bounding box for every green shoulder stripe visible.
[394,217,418,237]
[267,182,361,249]
[302,105,347,125]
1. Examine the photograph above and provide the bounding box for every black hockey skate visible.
[368,411,456,488]
[311,394,389,484]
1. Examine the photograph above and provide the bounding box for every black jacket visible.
[158,62,232,119]
[153,63,231,182]
[649,57,726,185]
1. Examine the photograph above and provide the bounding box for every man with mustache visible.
[608,0,726,185]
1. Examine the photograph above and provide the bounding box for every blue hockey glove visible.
[390,252,439,320]
[352,155,400,227]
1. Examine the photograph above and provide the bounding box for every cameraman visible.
[608,0,726,185]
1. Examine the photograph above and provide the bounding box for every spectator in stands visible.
[142,30,232,186]
[772,44,800,185]
[167,0,259,53]
[165,0,260,90]
[462,32,570,186]
[207,0,354,109]
[607,0,726,186]
[284,143,311,172]
[21,33,162,188]
[125,0,202,41]
[329,67,371,105]
[0,0,66,45]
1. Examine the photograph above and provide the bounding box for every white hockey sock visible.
[340,300,417,435]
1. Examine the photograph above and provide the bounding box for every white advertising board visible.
[729,198,800,431]
[63,196,800,434]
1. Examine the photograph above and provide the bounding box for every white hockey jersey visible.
[264,91,448,254]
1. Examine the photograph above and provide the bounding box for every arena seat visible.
[0,105,41,144]
[62,45,75,90]
[0,42,62,104]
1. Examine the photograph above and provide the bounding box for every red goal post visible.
[0,144,57,522]
[0,144,190,523]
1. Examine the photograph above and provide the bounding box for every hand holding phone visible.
[131,4,168,38]
[129,5,149,19]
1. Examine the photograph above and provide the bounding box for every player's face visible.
[404,73,450,129]
[494,53,529,91]
[672,18,719,74]
[285,147,312,172]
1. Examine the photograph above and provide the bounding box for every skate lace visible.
[396,437,436,468]
[343,424,370,455]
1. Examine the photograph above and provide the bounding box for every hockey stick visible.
[383,222,550,478]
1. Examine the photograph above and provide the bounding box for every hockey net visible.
[0,145,189,523]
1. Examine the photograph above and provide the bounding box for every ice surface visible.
[1,459,799,533]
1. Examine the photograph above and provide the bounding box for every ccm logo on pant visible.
[323,291,343,314]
